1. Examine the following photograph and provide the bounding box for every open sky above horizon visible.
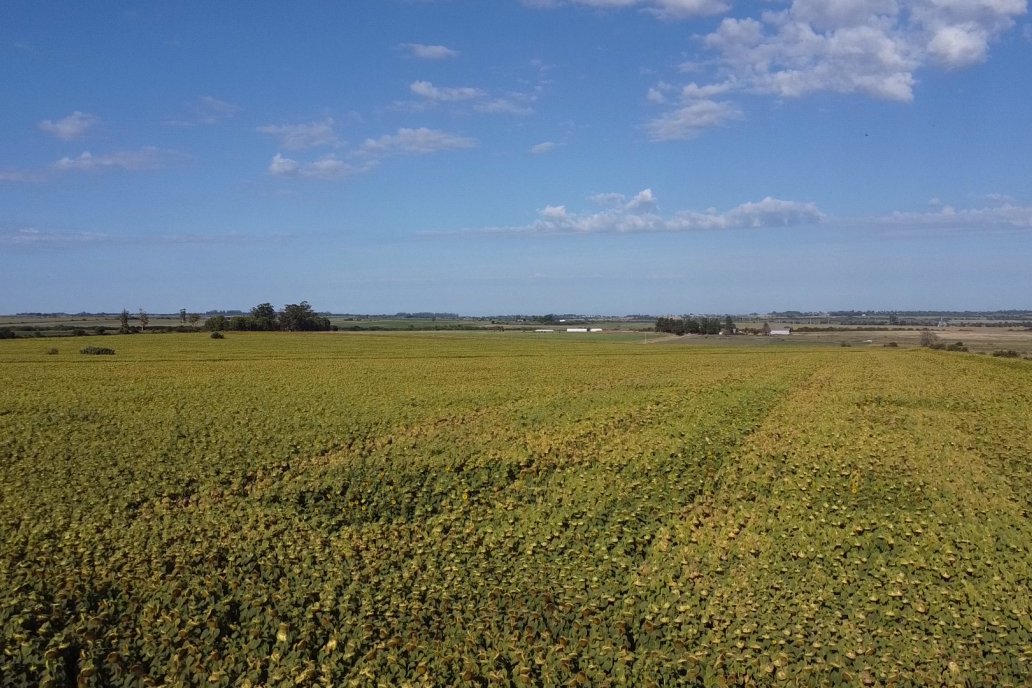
[2,0,1031,315]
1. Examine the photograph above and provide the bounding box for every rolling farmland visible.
[1,333,1030,686]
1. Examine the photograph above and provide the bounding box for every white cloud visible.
[523,0,728,19]
[0,168,46,183]
[197,96,241,119]
[882,201,1032,228]
[0,225,289,249]
[645,100,742,141]
[38,111,98,140]
[164,96,241,126]
[475,189,825,234]
[257,118,340,150]
[530,141,557,154]
[360,127,477,156]
[398,43,460,59]
[636,0,1026,138]
[410,80,484,102]
[540,205,568,218]
[626,188,658,210]
[53,147,184,172]
[695,0,1025,102]
[268,153,301,176]
[267,153,373,180]
[474,97,535,115]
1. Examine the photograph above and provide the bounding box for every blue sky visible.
[2,0,1031,315]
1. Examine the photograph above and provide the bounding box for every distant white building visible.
[566,328,588,333]
[770,329,792,336]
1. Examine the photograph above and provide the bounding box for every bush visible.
[883,342,899,347]
[210,331,225,339]
[945,341,968,352]
[80,346,115,355]
[45,347,59,355]
[991,349,1020,358]
[0,328,14,340]
[73,329,87,337]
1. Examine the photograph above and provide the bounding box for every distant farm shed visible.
[770,329,792,336]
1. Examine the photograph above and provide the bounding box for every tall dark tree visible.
[119,309,131,334]
[250,302,279,331]
[279,301,331,331]
[138,309,149,332]
[179,308,188,325]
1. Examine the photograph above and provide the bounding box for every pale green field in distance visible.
[1,333,1030,686]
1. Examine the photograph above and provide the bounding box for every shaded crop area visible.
[1,333,1030,686]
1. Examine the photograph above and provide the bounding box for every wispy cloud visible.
[0,225,288,249]
[880,201,1032,230]
[398,42,459,59]
[164,96,241,126]
[360,127,477,156]
[262,126,476,181]
[402,80,537,115]
[266,153,374,180]
[523,0,729,20]
[256,118,340,150]
[529,141,556,154]
[410,80,484,102]
[645,99,742,141]
[53,147,186,173]
[38,111,98,140]
[0,168,47,183]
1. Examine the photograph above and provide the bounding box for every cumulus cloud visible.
[257,118,340,150]
[53,147,184,172]
[634,0,1028,138]
[360,127,477,156]
[697,0,1025,101]
[38,111,98,140]
[398,43,460,59]
[474,189,825,234]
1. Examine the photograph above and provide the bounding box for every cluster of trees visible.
[655,315,736,336]
[204,302,332,332]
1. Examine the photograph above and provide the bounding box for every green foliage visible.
[0,335,1029,685]
[204,315,229,331]
[210,331,225,339]
[992,349,1021,358]
[79,346,115,355]
[0,327,14,339]
[279,301,331,331]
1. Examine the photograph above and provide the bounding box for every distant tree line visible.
[655,315,735,336]
[204,302,332,332]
